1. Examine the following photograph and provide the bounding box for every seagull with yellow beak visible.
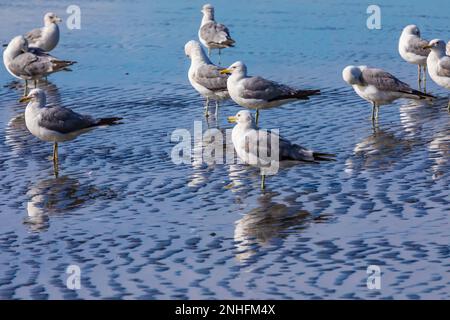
[221,61,320,125]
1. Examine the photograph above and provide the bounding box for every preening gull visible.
[424,39,450,110]
[398,25,430,87]
[185,40,229,117]
[228,110,334,189]
[3,36,75,96]
[25,12,62,52]
[342,65,435,121]
[198,4,235,62]
[221,61,320,125]
[20,89,122,174]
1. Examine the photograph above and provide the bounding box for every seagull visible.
[25,12,62,52]
[3,36,75,96]
[20,89,122,175]
[184,40,229,117]
[220,61,320,125]
[342,65,435,121]
[227,110,334,189]
[398,25,430,87]
[198,4,235,63]
[424,39,450,110]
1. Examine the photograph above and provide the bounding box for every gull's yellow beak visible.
[19,96,32,103]
[227,116,237,123]
[220,68,232,75]
[423,45,432,49]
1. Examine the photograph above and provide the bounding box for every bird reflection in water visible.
[234,192,330,261]
[24,175,106,232]
[345,124,414,173]
[428,130,449,180]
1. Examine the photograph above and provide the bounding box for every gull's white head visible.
[402,24,421,37]
[184,40,204,59]
[342,65,363,85]
[424,39,447,54]
[201,4,214,16]
[220,61,247,76]
[44,12,62,25]
[19,88,46,105]
[4,35,28,58]
[227,110,254,127]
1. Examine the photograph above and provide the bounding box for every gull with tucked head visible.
[227,110,334,189]
[221,61,320,125]
[398,25,430,87]
[185,40,230,117]
[3,35,76,96]
[424,39,450,110]
[198,4,235,63]
[342,65,435,121]
[20,89,122,175]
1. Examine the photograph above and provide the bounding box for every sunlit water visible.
[0,0,449,299]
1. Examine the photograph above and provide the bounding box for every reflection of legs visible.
[208,47,211,58]
[204,97,210,117]
[33,79,38,89]
[371,102,376,121]
[260,174,266,190]
[255,109,260,126]
[53,142,59,177]
[215,100,219,118]
[218,49,221,65]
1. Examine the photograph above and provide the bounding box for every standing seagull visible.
[25,12,62,52]
[3,36,75,96]
[424,39,450,111]
[342,65,435,121]
[20,89,122,175]
[398,25,430,88]
[198,4,235,63]
[220,61,320,125]
[185,40,229,117]
[228,110,334,189]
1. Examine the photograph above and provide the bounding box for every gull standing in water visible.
[221,61,320,125]
[20,89,122,175]
[398,25,430,88]
[185,40,229,117]
[3,36,75,96]
[198,4,235,63]
[424,39,450,111]
[228,110,334,189]
[25,12,62,52]
[342,65,435,122]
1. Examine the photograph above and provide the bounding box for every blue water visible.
[0,0,448,299]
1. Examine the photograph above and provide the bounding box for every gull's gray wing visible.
[361,68,412,93]
[9,52,50,78]
[437,56,450,77]
[193,64,228,91]
[38,106,95,134]
[242,130,315,163]
[240,76,294,101]
[25,27,43,44]
[406,36,430,57]
[200,22,234,46]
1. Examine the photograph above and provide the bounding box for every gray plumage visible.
[7,47,75,80]
[25,28,43,44]
[193,64,228,91]
[405,36,430,57]
[38,106,97,134]
[241,77,319,102]
[200,22,235,48]
[436,56,450,77]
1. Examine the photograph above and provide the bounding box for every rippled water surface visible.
[0,0,449,299]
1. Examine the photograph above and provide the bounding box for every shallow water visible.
[0,0,449,299]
